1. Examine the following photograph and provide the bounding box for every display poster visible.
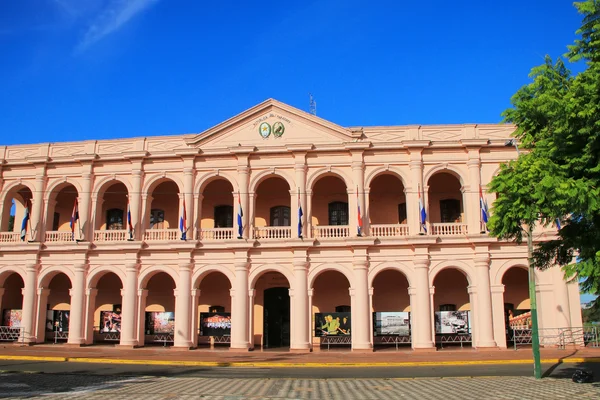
[373,312,410,336]
[100,310,122,332]
[45,310,70,332]
[2,309,22,328]
[199,312,231,336]
[145,312,175,334]
[314,312,351,336]
[435,311,470,334]
[508,310,532,329]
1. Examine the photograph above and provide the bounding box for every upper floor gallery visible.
[0,99,532,246]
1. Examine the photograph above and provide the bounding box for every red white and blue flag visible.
[297,190,303,238]
[237,192,243,238]
[127,200,134,239]
[419,186,427,233]
[180,199,187,240]
[70,199,79,240]
[480,186,489,232]
[20,202,30,241]
[356,187,363,236]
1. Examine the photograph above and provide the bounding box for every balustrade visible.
[312,225,350,238]
[199,228,234,240]
[0,232,21,243]
[430,223,468,236]
[253,226,292,239]
[93,230,128,242]
[45,231,75,242]
[370,224,409,237]
[143,228,179,241]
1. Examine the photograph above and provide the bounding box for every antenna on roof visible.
[309,93,317,116]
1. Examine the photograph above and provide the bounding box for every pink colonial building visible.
[0,99,582,351]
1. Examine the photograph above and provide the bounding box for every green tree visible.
[489,0,600,306]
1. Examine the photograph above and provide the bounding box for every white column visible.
[35,289,50,342]
[468,286,478,346]
[67,263,87,345]
[351,258,372,350]
[183,167,194,239]
[412,258,435,349]
[20,263,38,343]
[467,158,482,234]
[191,289,200,347]
[79,171,93,241]
[236,166,249,239]
[230,261,250,350]
[194,194,203,239]
[474,255,496,347]
[306,190,313,238]
[408,160,424,235]
[553,267,572,328]
[130,170,143,240]
[84,288,98,345]
[352,160,366,235]
[307,289,314,349]
[491,284,507,349]
[30,174,46,241]
[295,163,307,238]
[136,289,148,346]
[248,289,255,349]
[174,263,192,348]
[120,263,139,347]
[291,260,310,351]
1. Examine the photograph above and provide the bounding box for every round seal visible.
[273,121,285,137]
[258,122,271,138]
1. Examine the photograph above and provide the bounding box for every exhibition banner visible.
[145,312,175,334]
[373,312,410,336]
[435,311,470,334]
[199,312,231,336]
[100,310,122,332]
[2,309,22,328]
[315,312,351,336]
[45,310,70,332]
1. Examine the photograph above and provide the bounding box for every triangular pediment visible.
[185,99,358,150]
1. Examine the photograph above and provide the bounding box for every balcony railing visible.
[253,226,292,240]
[45,231,75,242]
[0,232,21,243]
[144,228,179,241]
[312,225,350,238]
[94,230,129,242]
[430,223,468,236]
[199,228,234,240]
[370,224,409,237]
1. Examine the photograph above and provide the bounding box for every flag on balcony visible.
[237,192,243,238]
[479,186,489,232]
[356,187,363,236]
[556,218,562,231]
[180,199,187,240]
[418,186,427,233]
[20,202,30,241]
[70,199,79,241]
[297,191,303,238]
[127,200,134,240]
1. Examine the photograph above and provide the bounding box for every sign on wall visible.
[100,310,122,333]
[45,310,70,332]
[314,312,351,336]
[373,312,410,336]
[145,312,174,334]
[2,309,22,328]
[199,312,231,336]
[435,311,471,334]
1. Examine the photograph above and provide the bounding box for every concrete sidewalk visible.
[1,343,600,367]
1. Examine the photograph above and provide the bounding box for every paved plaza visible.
[1,372,599,399]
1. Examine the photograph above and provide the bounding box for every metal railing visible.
[199,228,234,240]
[312,225,350,238]
[253,226,292,239]
[511,327,600,349]
[430,223,468,236]
[374,334,411,350]
[0,232,21,243]
[436,333,472,348]
[152,333,174,346]
[45,231,75,242]
[0,326,22,342]
[143,228,179,241]
[370,224,409,237]
[94,230,129,242]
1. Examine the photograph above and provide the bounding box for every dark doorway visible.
[263,287,290,348]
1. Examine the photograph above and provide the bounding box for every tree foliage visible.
[488,0,600,305]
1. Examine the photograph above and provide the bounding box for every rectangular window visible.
[440,199,462,223]
[106,208,124,230]
[270,206,291,226]
[328,202,349,226]
[398,203,407,224]
[214,205,233,228]
[149,209,165,229]
[52,212,60,231]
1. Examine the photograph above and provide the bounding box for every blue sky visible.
[0,1,595,303]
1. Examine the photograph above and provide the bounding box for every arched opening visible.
[369,174,407,237]
[196,272,232,348]
[200,179,234,240]
[502,267,530,345]
[1,185,33,242]
[254,177,291,239]
[45,184,79,242]
[252,271,291,349]
[433,268,471,348]
[312,270,351,350]
[44,273,72,343]
[142,272,176,346]
[95,182,129,241]
[91,272,124,344]
[144,180,180,241]
[427,172,466,235]
[371,270,411,349]
[1,272,24,340]
[312,176,349,238]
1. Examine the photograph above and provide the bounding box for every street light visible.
[505,139,542,379]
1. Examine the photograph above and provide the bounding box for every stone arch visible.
[249,264,295,291]
[44,179,83,202]
[0,180,35,202]
[0,266,26,287]
[192,265,235,288]
[493,260,534,286]
[308,263,354,289]
[138,265,179,289]
[196,172,239,194]
[365,167,409,190]
[429,260,475,286]
[249,170,295,194]
[86,266,126,289]
[368,261,413,288]
[92,176,133,200]
[423,164,466,187]
[307,168,353,191]
[142,174,184,196]
[38,266,75,288]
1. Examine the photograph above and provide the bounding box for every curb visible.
[1,355,600,368]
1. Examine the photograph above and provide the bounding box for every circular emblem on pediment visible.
[259,122,271,138]
[273,122,285,137]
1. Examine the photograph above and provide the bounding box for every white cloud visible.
[75,0,159,52]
